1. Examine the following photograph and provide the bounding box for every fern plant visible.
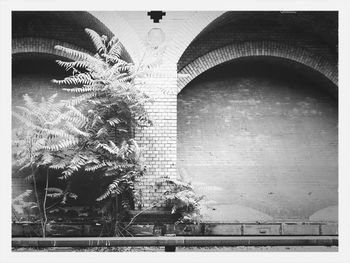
[51,29,205,226]
[163,178,205,224]
[50,28,162,216]
[12,190,37,221]
[12,93,85,236]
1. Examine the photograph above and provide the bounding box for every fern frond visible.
[44,128,74,139]
[52,73,93,85]
[96,178,123,201]
[24,173,35,182]
[56,60,92,72]
[12,190,33,203]
[63,85,99,93]
[96,127,108,138]
[66,122,90,137]
[108,40,123,58]
[85,162,105,172]
[85,28,107,54]
[46,187,63,193]
[46,93,58,109]
[96,142,119,155]
[50,159,70,170]
[12,111,42,130]
[55,45,102,65]
[96,188,112,201]
[106,117,121,126]
[14,105,34,117]
[63,92,97,107]
[67,105,89,123]
[46,187,64,198]
[107,36,119,48]
[44,137,79,151]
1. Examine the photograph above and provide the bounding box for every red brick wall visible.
[12,37,91,59]
[11,12,338,218]
[133,63,178,209]
[177,58,338,221]
[178,42,338,92]
[178,12,337,71]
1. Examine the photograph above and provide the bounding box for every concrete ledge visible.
[12,236,338,247]
[12,222,339,237]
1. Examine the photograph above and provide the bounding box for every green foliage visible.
[13,94,88,173]
[12,28,203,231]
[12,94,83,233]
[12,190,37,217]
[12,28,158,233]
[45,187,78,204]
[163,178,205,224]
[51,29,158,208]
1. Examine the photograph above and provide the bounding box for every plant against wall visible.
[12,28,164,236]
[163,178,205,224]
[12,94,84,236]
[51,29,160,210]
[12,28,204,236]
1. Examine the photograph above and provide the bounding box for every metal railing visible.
[12,236,338,252]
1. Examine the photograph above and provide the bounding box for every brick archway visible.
[12,37,91,58]
[177,41,338,93]
[163,11,224,64]
[89,11,145,64]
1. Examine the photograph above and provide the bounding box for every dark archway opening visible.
[177,57,338,222]
[12,54,134,223]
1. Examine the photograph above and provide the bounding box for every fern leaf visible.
[12,190,33,203]
[65,122,88,137]
[46,93,58,109]
[85,162,105,172]
[106,117,121,126]
[44,137,79,151]
[63,92,97,107]
[52,73,93,86]
[108,40,123,58]
[55,45,102,65]
[56,60,92,71]
[85,28,106,54]
[67,106,89,123]
[63,85,99,93]
[96,127,108,138]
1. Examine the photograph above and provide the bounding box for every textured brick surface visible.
[178,12,337,71]
[12,37,91,59]
[12,11,114,55]
[134,63,178,208]
[11,11,338,223]
[177,60,337,221]
[178,42,338,91]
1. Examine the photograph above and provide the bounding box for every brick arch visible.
[177,41,338,93]
[164,11,224,64]
[89,12,144,64]
[12,37,92,59]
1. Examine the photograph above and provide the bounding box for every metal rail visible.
[12,236,338,252]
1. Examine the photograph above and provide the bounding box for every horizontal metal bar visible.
[12,236,338,248]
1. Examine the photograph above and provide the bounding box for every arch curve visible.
[163,11,224,64]
[178,41,338,93]
[88,11,143,63]
[12,37,92,59]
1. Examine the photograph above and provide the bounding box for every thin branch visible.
[42,167,49,237]
[120,197,165,233]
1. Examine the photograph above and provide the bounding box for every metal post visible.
[164,245,176,252]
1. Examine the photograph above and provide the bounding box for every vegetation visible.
[12,94,83,236]
[163,178,204,224]
[12,28,203,237]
